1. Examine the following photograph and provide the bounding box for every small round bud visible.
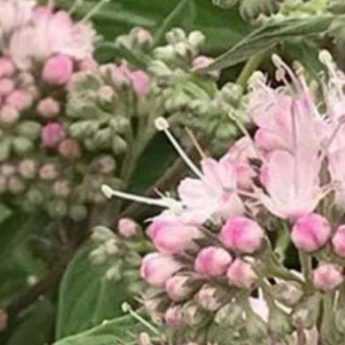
[53,180,71,198]
[69,205,88,222]
[1,164,16,177]
[332,225,345,257]
[37,97,60,118]
[12,137,34,155]
[118,218,139,238]
[42,55,73,85]
[215,302,244,327]
[48,199,68,218]
[98,85,115,103]
[291,213,331,252]
[313,263,344,291]
[0,105,19,125]
[181,302,205,326]
[188,31,206,47]
[138,332,152,345]
[58,139,81,159]
[197,284,224,311]
[227,258,257,289]
[220,216,264,254]
[93,155,116,174]
[6,89,33,111]
[194,246,232,277]
[130,70,151,97]
[132,27,153,47]
[272,281,303,307]
[41,122,66,148]
[18,159,37,179]
[140,253,181,288]
[165,275,195,302]
[39,164,59,180]
[0,78,15,96]
[164,305,184,327]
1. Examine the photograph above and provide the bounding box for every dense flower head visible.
[103,51,345,345]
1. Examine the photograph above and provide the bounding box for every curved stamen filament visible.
[155,117,204,179]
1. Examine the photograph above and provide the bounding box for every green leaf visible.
[0,204,12,224]
[204,15,333,71]
[54,315,144,345]
[56,242,129,339]
[6,299,54,345]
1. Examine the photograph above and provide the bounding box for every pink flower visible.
[332,225,345,258]
[148,214,200,254]
[220,216,264,254]
[41,122,65,148]
[42,55,74,85]
[194,246,232,277]
[0,58,15,78]
[164,305,184,327]
[259,149,323,220]
[6,89,33,111]
[140,253,181,288]
[0,79,15,96]
[9,7,96,69]
[227,137,257,189]
[291,213,331,252]
[313,263,343,291]
[118,218,139,238]
[227,258,257,289]
[178,156,244,224]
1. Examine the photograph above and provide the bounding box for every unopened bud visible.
[18,159,37,179]
[313,263,344,291]
[197,284,225,311]
[104,238,119,256]
[41,122,65,148]
[48,199,68,218]
[246,312,268,341]
[0,57,15,78]
[105,263,122,281]
[227,258,257,289]
[0,78,15,96]
[93,155,116,174]
[12,137,34,155]
[17,121,41,140]
[292,294,321,329]
[39,164,59,180]
[37,97,60,118]
[118,218,139,238]
[215,302,244,328]
[58,139,81,159]
[6,89,33,111]
[42,55,73,85]
[91,226,114,242]
[0,105,19,125]
[272,281,303,307]
[164,305,184,327]
[212,0,239,9]
[8,176,25,194]
[165,275,195,302]
[69,205,88,222]
[188,31,205,47]
[112,136,128,154]
[53,180,71,198]
[1,164,16,177]
[182,301,205,326]
[98,85,115,103]
[268,305,293,339]
[138,332,152,345]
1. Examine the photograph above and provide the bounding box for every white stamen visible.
[81,0,110,22]
[101,184,182,210]
[154,117,204,179]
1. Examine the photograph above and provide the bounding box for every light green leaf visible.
[56,242,129,339]
[54,315,144,345]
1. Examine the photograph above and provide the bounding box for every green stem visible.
[274,222,291,263]
[236,51,267,88]
[299,252,312,288]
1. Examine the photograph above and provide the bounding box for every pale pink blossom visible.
[258,149,323,220]
[6,89,33,111]
[291,213,331,252]
[194,246,232,277]
[220,216,264,254]
[178,156,244,224]
[140,253,181,288]
[0,57,15,78]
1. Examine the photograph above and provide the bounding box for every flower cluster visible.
[104,52,345,344]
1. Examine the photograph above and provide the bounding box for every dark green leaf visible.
[204,15,333,70]
[56,242,129,339]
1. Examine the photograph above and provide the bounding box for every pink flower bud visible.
[58,139,81,159]
[118,218,139,238]
[53,180,71,198]
[192,56,214,70]
[0,79,15,96]
[1,164,16,177]
[227,258,257,289]
[291,213,331,252]
[313,264,344,291]
[220,217,264,254]
[130,70,151,97]
[0,105,19,125]
[194,247,232,277]
[39,164,59,180]
[164,305,184,327]
[148,216,200,254]
[37,97,60,118]
[6,89,33,111]
[41,122,65,148]
[0,58,15,78]
[165,275,194,302]
[133,27,153,46]
[140,253,181,288]
[42,55,73,85]
[332,225,345,257]
[197,284,223,311]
